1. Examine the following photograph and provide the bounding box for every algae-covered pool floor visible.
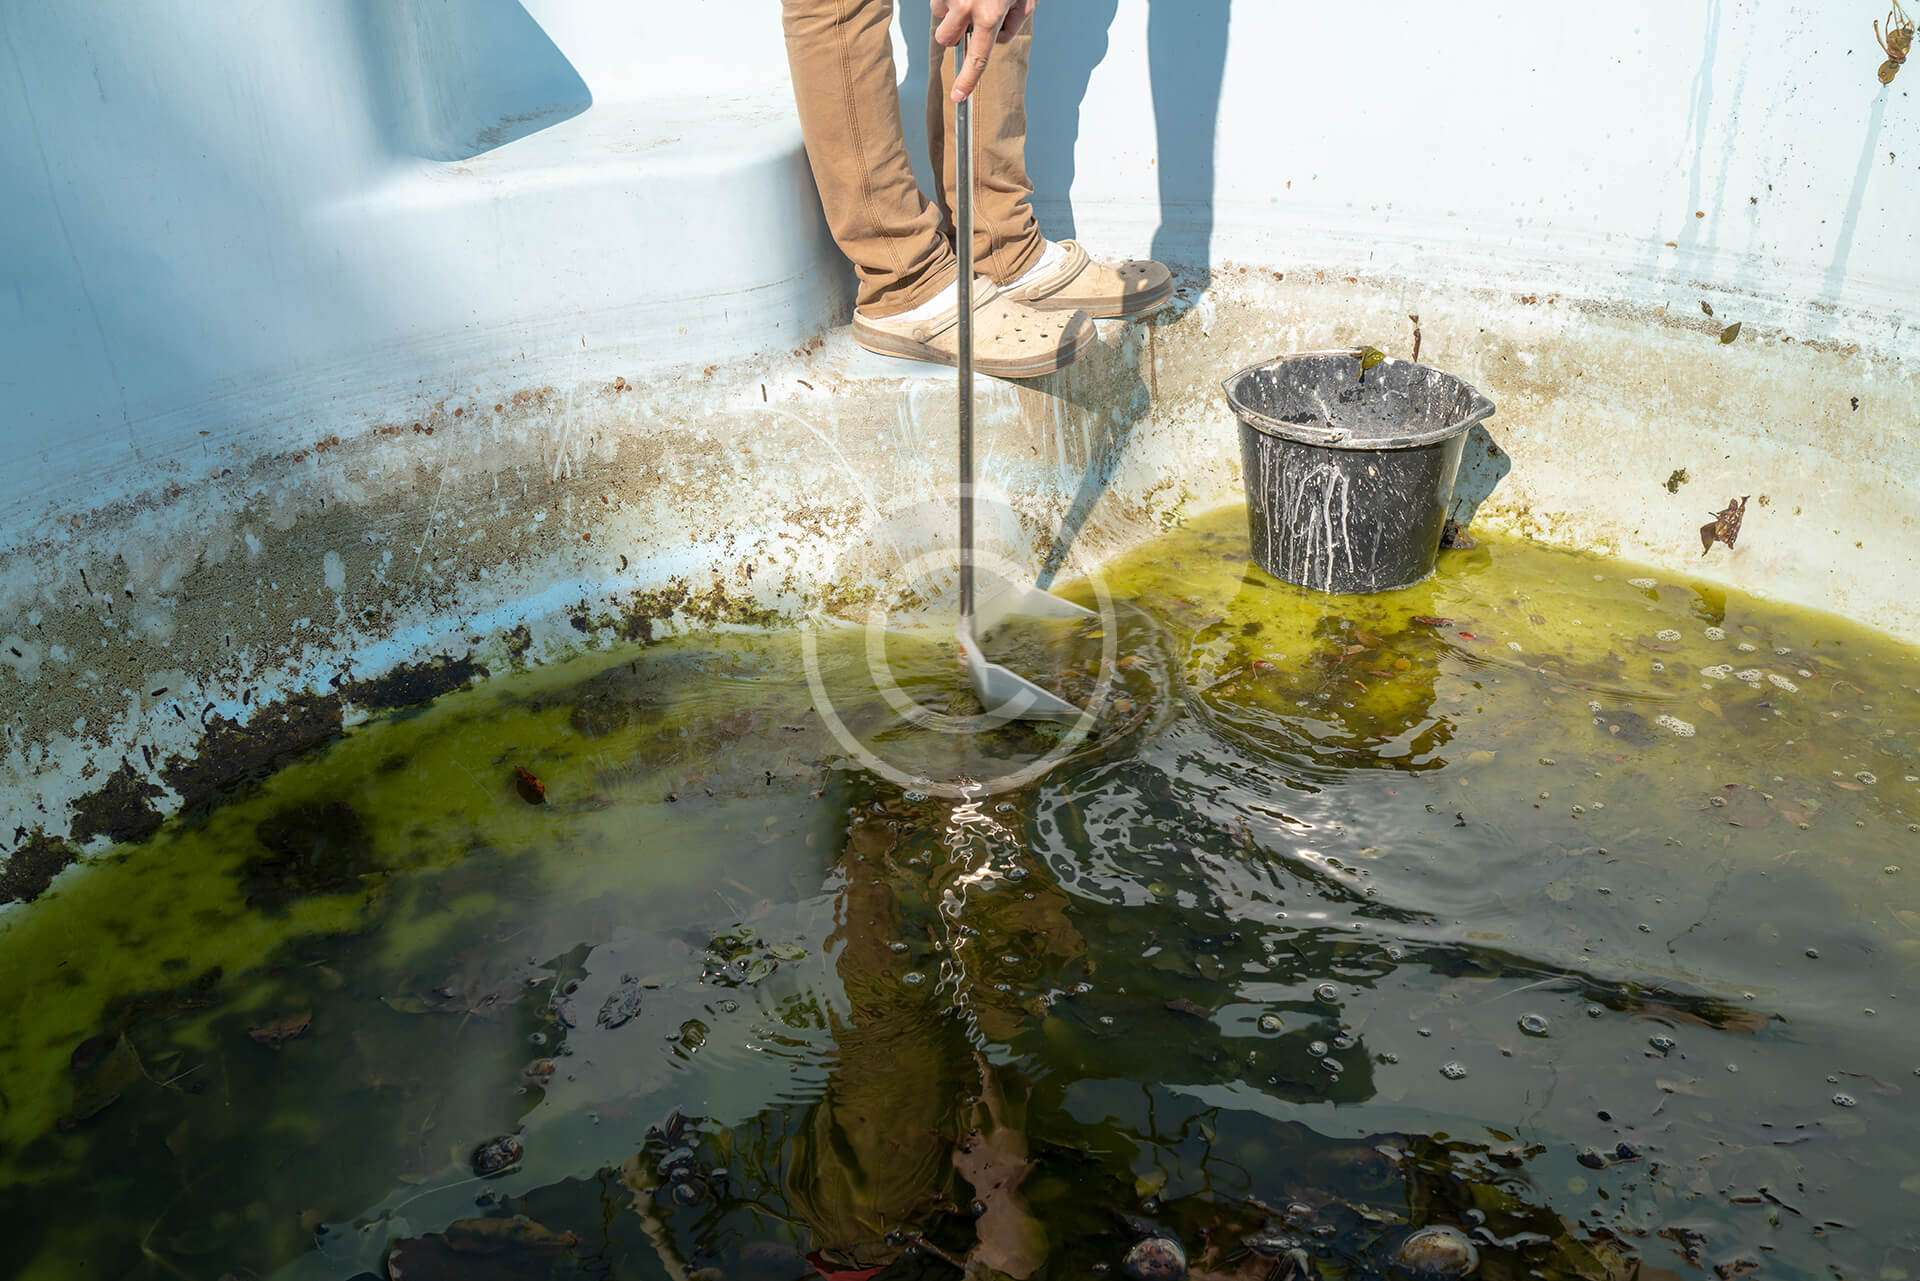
[3,506,1918,1281]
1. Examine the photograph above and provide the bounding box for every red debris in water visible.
[513,766,547,805]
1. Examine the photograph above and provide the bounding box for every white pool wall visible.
[0,1,1914,851]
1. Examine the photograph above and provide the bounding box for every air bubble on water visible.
[1586,1005,1603,1018]
[1649,1035,1676,1054]
[1321,1057,1343,1074]
[1768,674,1799,692]
[1333,1033,1356,1050]
[1888,866,1902,875]
[1418,1027,1433,1037]
[1385,945,1405,961]
[1805,947,1821,959]
[1072,981,1094,995]
[1774,646,1792,656]
[1315,982,1339,1003]
[995,801,1015,813]
[1518,1013,1550,1037]
[1628,578,1657,590]
[903,789,928,802]
[1701,664,1733,680]
[1855,771,1877,785]
[1007,866,1029,881]
[1099,1015,1116,1026]
[1001,954,1022,965]
[1738,641,1757,652]
[1508,641,1523,652]
[889,941,910,954]
[1833,1093,1858,1108]
[1258,1013,1284,1034]
[902,971,927,986]
[1656,629,1682,642]
[1440,1061,1468,1079]
[1308,1040,1329,1057]
[528,1032,548,1047]
[1705,626,1726,640]
[1655,714,1696,737]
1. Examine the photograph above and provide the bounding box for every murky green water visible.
[3,507,1918,1281]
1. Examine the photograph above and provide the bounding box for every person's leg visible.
[925,12,1046,286]
[783,0,955,318]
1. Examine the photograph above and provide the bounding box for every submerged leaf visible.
[1719,321,1742,344]
[247,1011,313,1048]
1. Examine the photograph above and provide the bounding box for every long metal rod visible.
[954,40,974,623]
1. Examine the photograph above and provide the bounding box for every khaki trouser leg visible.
[782,0,957,318]
[925,14,1046,286]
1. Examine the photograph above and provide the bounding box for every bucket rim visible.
[1221,348,1496,451]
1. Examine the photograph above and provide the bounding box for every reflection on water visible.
[2,508,1918,1281]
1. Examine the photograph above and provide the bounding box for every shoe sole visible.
[852,318,1097,380]
[1020,277,1175,321]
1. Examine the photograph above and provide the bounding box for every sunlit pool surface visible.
[3,507,1917,1281]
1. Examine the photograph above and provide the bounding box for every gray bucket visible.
[1223,350,1496,594]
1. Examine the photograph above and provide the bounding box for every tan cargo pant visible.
[782,0,1047,318]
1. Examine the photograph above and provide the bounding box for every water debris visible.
[470,1133,524,1177]
[1390,1229,1474,1275]
[1877,0,1912,83]
[513,765,547,804]
[246,1011,312,1048]
[597,976,644,1029]
[1655,714,1696,737]
[1355,345,1388,380]
[1518,1013,1551,1037]
[1665,468,1690,494]
[1719,321,1742,344]
[1700,301,1714,318]
[1165,997,1210,1020]
[1700,497,1748,556]
[1121,1235,1188,1281]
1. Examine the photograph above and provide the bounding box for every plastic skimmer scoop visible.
[951,41,1092,723]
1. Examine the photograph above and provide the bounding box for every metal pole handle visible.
[954,39,974,623]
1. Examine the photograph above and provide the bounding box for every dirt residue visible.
[0,831,79,904]
[68,762,165,845]
[342,653,486,712]
[162,693,345,818]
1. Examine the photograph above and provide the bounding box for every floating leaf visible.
[769,943,808,961]
[741,956,778,985]
[513,766,547,804]
[1700,301,1714,317]
[1719,321,1742,344]
[1355,345,1388,377]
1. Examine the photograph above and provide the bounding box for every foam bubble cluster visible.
[1656,714,1696,737]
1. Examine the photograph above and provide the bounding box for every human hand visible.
[931,0,1035,102]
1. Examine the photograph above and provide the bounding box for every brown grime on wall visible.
[0,831,80,904]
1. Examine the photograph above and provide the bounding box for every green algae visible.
[0,507,1917,1280]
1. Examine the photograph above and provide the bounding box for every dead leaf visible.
[248,1011,312,1048]
[1719,321,1742,344]
[1164,997,1210,1020]
[1700,496,1748,555]
[513,766,547,805]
